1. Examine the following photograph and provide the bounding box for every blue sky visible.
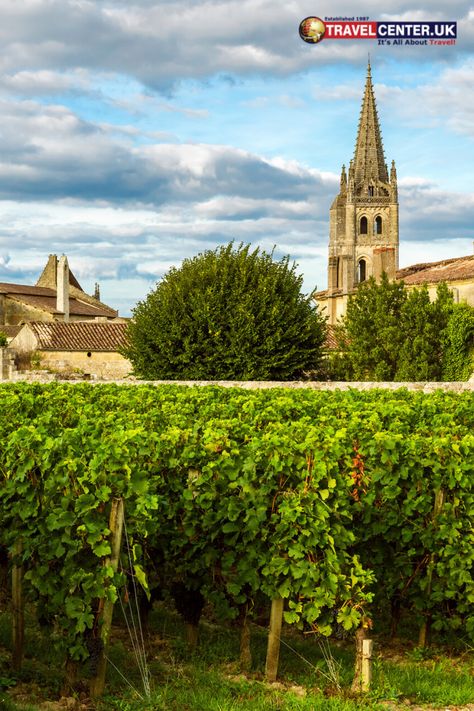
[0,1,473,315]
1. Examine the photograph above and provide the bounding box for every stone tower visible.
[325,61,399,324]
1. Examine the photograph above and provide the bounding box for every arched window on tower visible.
[358,259,367,283]
[374,216,383,234]
[360,216,368,234]
[368,185,374,196]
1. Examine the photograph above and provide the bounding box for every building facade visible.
[0,254,119,327]
[397,256,474,304]
[9,321,131,379]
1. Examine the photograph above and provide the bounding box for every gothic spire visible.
[353,61,388,189]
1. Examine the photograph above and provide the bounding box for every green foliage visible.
[0,332,7,347]
[123,242,326,380]
[0,382,473,690]
[346,393,474,641]
[333,274,406,380]
[395,283,453,381]
[442,303,474,381]
[333,277,458,381]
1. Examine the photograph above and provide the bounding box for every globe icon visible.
[299,17,326,43]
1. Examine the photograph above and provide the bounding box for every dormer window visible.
[368,186,374,196]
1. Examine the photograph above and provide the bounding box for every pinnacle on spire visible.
[340,164,347,191]
[352,62,388,190]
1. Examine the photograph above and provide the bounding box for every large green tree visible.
[333,276,461,381]
[332,274,406,381]
[123,242,326,380]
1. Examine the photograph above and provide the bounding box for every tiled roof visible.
[397,255,474,285]
[25,322,128,351]
[0,324,22,339]
[314,255,474,298]
[0,283,117,318]
[325,325,338,350]
[313,288,345,299]
[0,283,55,296]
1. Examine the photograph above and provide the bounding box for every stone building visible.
[0,254,118,327]
[9,321,131,379]
[0,254,129,380]
[314,61,399,324]
[396,255,474,305]
[314,63,474,325]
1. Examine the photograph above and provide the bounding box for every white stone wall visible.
[6,377,474,391]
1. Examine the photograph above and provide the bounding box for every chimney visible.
[57,255,70,322]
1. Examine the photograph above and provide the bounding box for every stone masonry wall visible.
[6,376,474,392]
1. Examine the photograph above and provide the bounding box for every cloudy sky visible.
[0,0,473,315]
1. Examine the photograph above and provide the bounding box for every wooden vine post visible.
[361,639,373,691]
[265,597,284,682]
[352,619,374,694]
[351,626,367,692]
[90,498,125,698]
[12,539,24,672]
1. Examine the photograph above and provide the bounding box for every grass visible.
[0,603,473,710]
[378,656,474,706]
[97,675,384,711]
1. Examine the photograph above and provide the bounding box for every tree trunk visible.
[61,656,79,696]
[12,540,24,672]
[418,618,431,648]
[419,488,445,648]
[239,614,252,672]
[90,498,125,698]
[185,622,199,650]
[390,593,401,639]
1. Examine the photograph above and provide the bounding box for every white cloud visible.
[0,162,472,315]
[0,0,471,92]
[0,0,471,316]
[375,58,474,136]
[0,69,91,95]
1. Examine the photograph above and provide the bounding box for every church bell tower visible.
[325,61,399,324]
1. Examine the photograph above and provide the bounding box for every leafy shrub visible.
[123,242,326,380]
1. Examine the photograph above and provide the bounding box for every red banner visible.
[324,22,377,39]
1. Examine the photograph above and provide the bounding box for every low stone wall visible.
[36,350,132,380]
[6,376,474,391]
[10,350,132,381]
[0,348,17,380]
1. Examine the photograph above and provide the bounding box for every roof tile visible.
[0,283,117,317]
[25,321,128,351]
[325,325,338,350]
[397,255,474,285]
